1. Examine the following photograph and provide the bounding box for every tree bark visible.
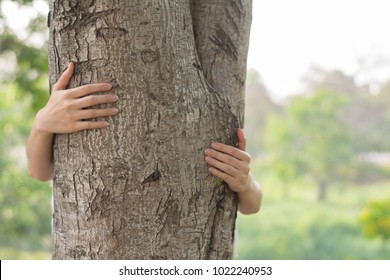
[190,0,251,125]
[48,0,251,259]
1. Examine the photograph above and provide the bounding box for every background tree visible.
[265,88,356,200]
[48,0,251,259]
[303,66,390,153]
[244,70,279,157]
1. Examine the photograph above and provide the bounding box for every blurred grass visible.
[235,159,390,259]
[0,235,51,260]
[0,247,51,260]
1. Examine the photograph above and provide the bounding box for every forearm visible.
[26,112,55,181]
[237,174,262,215]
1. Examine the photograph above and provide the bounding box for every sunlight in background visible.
[1,0,48,47]
[248,0,390,99]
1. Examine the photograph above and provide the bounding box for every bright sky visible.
[3,0,390,100]
[248,0,390,99]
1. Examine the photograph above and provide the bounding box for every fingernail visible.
[112,95,119,101]
[112,108,119,114]
[204,149,211,154]
[211,143,218,148]
[106,84,113,89]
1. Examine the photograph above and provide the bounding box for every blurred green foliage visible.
[264,88,356,200]
[360,199,390,240]
[0,83,52,259]
[236,163,390,259]
[1,0,51,259]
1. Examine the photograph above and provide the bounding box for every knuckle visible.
[213,168,221,175]
[231,148,240,157]
[63,88,74,96]
[84,96,92,105]
[224,155,233,164]
[61,100,72,110]
[60,88,72,97]
[225,146,233,154]
[226,165,235,174]
[57,90,67,100]
[84,84,93,92]
[220,173,228,180]
[89,110,98,118]
[90,95,99,103]
[85,122,93,129]
[105,108,114,116]
[105,94,113,102]
[225,180,234,188]
[84,95,96,106]
[98,108,107,116]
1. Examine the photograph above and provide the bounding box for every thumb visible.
[237,128,247,151]
[52,62,74,91]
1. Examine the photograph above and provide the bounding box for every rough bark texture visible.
[190,0,251,125]
[48,0,252,259]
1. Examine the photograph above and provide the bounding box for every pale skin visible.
[26,62,262,214]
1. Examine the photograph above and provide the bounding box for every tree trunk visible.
[48,0,252,260]
[318,181,328,201]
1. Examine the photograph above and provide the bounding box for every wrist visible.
[33,110,52,136]
[238,175,253,194]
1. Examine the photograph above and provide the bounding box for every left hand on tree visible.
[205,128,252,193]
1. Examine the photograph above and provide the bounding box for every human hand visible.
[35,62,119,134]
[204,128,252,193]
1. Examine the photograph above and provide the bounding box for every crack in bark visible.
[47,11,51,28]
[209,25,238,61]
[225,7,240,35]
[72,172,81,238]
[59,8,119,31]
[141,169,161,185]
[205,184,228,259]
[229,0,243,18]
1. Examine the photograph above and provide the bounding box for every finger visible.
[69,83,112,98]
[77,108,119,120]
[53,62,74,91]
[74,121,110,132]
[209,167,237,187]
[205,156,239,177]
[211,142,250,161]
[237,128,247,151]
[73,94,119,108]
[204,148,242,169]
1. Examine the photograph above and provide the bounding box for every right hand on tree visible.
[35,62,119,134]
